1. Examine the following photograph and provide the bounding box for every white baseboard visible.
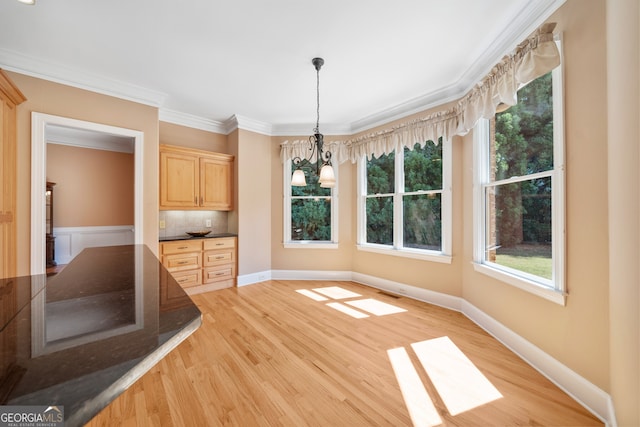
[53,225,135,265]
[251,269,614,426]
[461,301,614,426]
[237,270,272,287]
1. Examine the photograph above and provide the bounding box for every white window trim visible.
[357,138,452,264]
[283,160,339,249]
[472,53,566,305]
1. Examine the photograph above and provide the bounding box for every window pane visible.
[366,196,393,245]
[403,193,441,251]
[404,140,442,192]
[485,176,552,280]
[367,152,395,194]
[291,198,331,241]
[291,161,331,197]
[492,72,554,181]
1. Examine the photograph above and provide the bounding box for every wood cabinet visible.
[159,144,233,211]
[0,70,26,279]
[160,236,236,295]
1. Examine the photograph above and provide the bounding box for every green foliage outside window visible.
[493,72,553,249]
[291,162,332,241]
[365,141,443,250]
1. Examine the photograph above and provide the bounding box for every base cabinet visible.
[161,236,236,295]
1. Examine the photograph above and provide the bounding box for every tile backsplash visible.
[159,210,228,238]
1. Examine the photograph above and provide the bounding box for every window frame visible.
[472,57,565,305]
[356,138,452,264]
[283,160,339,249]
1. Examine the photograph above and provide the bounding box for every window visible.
[283,161,338,248]
[357,139,452,262]
[473,66,565,304]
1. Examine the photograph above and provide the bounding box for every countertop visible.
[159,232,237,242]
[0,245,202,426]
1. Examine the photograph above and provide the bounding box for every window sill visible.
[472,262,566,306]
[283,241,338,249]
[357,244,452,264]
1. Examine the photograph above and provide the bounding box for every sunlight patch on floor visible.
[295,286,407,319]
[411,336,503,416]
[326,302,370,319]
[295,289,329,301]
[346,298,407,316]
[388,347,442,427]
[312,286,362,299]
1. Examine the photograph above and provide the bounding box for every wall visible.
[233,129,271,278]
[47,144,134,227]
[10,71,159,275]
[461,0,609,390]
[270,134,354,272]
[159,121,228,153]
[350,132,464,296]
[606,0,640,424]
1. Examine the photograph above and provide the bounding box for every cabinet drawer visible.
[163,252,202,271]
[203,265,235,283]
[171,269,202,288]
[203,249,234,267]
[162,240,202,255]
[203,237,235,251]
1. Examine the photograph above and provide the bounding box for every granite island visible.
[0,245,202,426]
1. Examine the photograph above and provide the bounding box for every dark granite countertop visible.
[159,232,237,242]
[0,245,202,426]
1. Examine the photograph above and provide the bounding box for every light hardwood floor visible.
[87,280,602,426]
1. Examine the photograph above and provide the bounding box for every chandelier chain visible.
[315,66,320,133]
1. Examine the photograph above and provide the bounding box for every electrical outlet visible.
[159,220,166,229]
[205,219,212,227]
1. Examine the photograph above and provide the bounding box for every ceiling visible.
[0,0,563,135]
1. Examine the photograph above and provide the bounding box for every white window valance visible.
[281,23,560,163]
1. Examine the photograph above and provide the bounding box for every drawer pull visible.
[178,277,188,283]
[177,261,190,265]
[177,246,188,249]
[215,256,224,259]
[215,272,226,276]
[215,243,224,246]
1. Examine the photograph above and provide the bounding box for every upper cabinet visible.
[160,144,234,211]
[0,70,26,279]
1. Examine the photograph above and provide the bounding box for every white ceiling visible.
[0,0,563,135]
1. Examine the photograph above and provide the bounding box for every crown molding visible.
[159,108,227,134]
[0,48,166,107]
[223,114,273,136]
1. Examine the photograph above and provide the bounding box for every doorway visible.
[31,113,144,275]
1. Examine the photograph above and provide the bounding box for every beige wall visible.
[159,121,228,153]
[47,144,134,227]
[235,129,271,276]
[606,0,640,424]
[465,0,609,390]
[10,71,159,275]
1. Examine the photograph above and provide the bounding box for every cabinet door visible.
[160,150,199,208]
[0,70,26,279]
[200,156,232,210]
